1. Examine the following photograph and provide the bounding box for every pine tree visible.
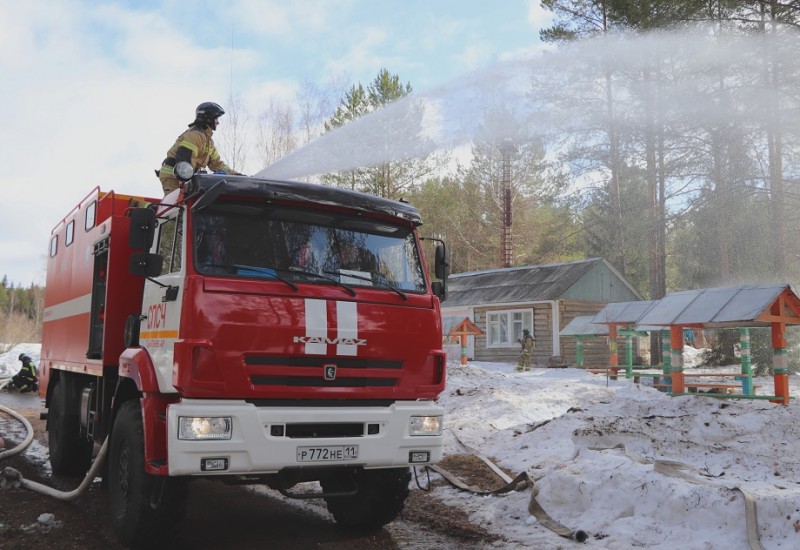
[322,69,448,199]
[323,84,371,191]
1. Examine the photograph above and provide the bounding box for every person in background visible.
[10,353,38,392]
[516,329,535,372]
[157,102,243,195]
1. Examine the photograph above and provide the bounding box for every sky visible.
[2,344,799,548]
[0,0,552,287]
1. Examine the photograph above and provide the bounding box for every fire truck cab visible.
[41,173,449,546]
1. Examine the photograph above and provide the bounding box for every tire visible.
[108,400,188,547]
[48,376,93,476]
[322,467,411,531]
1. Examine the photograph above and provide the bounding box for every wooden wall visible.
[471,300,612,366]
[558,300,611,367]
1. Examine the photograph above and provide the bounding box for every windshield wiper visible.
[230,264,298,291]
[324,270,408,301]
[204,264,299,292]
[286,267,357,296]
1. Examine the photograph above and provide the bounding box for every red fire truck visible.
[40,171,448,546]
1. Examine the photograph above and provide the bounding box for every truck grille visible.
[245,356,403,369]
[251,376,396,387]
[246,355,402,388]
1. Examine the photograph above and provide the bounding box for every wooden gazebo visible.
[559,315,608,368]
[636,284,800,404]
[591,301,660,378]
[448,317,483,365]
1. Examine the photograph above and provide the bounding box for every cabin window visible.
[49,235,58,258]
[85,201,97,231]
[157,211,183,275]
[65,220,75,247]
[487,309,533,347]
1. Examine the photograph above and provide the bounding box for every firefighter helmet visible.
[18,353,29,362]
[195,102,225,124]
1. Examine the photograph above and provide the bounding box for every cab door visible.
[139,209,184,393]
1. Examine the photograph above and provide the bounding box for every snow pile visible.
[436,360,800,549]
[0,344,40,378]
[20,512,61,534]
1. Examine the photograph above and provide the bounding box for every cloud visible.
[1,0,548,286]
[244,79,301,107]
[527,0,554,31]
[323,26,392,82]
[233,0,352,37]
[0,1,237,286]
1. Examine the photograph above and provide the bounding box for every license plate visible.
[296,445,359,462]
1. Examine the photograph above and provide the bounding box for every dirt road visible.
[0,394,501,549]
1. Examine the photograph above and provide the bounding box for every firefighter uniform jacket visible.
[520,335,535,353]
[12,357,38,392]
[159,126,239,194]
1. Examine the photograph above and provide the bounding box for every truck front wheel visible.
[108,400,188,547]
[48,376,92,476]
[321,467,411,531]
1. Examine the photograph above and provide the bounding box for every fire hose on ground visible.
[575,443,764,550]
[429,433,763,549]
[428,429,589,543]
[0,381,108,501]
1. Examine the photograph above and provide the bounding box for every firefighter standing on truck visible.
[157,101,242,195]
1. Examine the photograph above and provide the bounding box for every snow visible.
[0,343,40,378]
[2,343,799,548]
[436,358,800,549]
[0,344,51,471]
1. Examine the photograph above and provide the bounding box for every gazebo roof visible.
[592,300,658,326]
[560,315,609,337]
[637,284,800,328]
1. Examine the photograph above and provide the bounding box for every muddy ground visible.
[1,400,509,549]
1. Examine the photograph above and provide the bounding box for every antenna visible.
[229,23,235,100]
[498,138,516,268]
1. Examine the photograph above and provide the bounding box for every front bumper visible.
[166,399,443,476]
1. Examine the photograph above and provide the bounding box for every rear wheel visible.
[108,400,188,547]
[48,376,93,476]
[322,467,411,531]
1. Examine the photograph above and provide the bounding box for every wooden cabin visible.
[441,257,642,366]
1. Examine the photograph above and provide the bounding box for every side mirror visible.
[129,252,163,277]
[129,208,157,250]
[431,281,446,302]
[433,243,449,301]
[434,243,450,281]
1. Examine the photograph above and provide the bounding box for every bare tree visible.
[255,99,298,167]
[1,312,40,350]
[296,75,351,146]
[255,74,351,170]
[217,94,249,172]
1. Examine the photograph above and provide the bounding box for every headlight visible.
[409,415,442,436]
[174,161,195,182]
[178,416,232,440]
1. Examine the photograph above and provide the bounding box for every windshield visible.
[192,201,426,293]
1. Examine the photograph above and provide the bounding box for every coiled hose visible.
[0,380,108,501]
